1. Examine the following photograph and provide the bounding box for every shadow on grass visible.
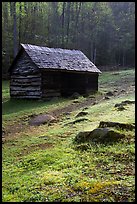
[2,98,64,116]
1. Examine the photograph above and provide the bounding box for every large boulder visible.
[29,114,56,126]
[74,128,125,144]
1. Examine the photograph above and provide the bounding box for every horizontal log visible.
[11,82,41,86]
[11,78,41,83]
[10,86,41,91]
[10,90,41,96]
[11,95,41,99]
[11,75,41,79]
[13,70,39,74]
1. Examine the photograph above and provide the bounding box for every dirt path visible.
[50,94,103,118]
[49,82,135,118]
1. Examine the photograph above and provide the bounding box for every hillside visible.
[2,69,135,202]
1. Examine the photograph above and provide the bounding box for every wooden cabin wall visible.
[61,72,98,96]
[61,72,87,96]
[10,51,42,98]
[86,73,98,92]
[41,71,61,98]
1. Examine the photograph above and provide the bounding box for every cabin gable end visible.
[11,49,39,76]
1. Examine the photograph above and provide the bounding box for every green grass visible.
[2,98,70,119]
[2,80,10,101]
[99,69,135,85]
[2,69,135,202]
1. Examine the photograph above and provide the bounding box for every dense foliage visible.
[2,2,135,78]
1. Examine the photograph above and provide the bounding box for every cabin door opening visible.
[61,72,86,96]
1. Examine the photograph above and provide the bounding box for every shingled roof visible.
[14,43,101,73]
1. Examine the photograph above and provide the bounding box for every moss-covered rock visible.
[99,121,135,130]
[74,128,125,144]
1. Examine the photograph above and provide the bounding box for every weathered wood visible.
[42,92,61,97]
[9,47,99,99]
[11,78,41,83]
[10,86,41,91]
[11,95,41,99]
[10,90,41,96]
[11,82,41,86]
[10,51,41,99]
[41,71,61,98]
[11,75,41,79]
[12,50,39,75]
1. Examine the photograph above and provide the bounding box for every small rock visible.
[92,102,97,105]
[106,91,114,96]
[114,102,127,111]
[70,92,81,99]
[117,106,126,111]
[73,100,80,103]
[62,112,71,116]
[121,89,125,93]
[114,103,121,107]
[104,96,110,100]
[82,107,88,111]
[66,118,89,125]
[75,111,88,118]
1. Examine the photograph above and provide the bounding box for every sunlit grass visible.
[2,69,135,202]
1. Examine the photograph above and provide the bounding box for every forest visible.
[2,2,135,79]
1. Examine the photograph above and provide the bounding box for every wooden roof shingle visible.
[13,43,102,73]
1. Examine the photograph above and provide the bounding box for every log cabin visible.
[9,43,101,99]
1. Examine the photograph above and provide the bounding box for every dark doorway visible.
[61,72,86,96]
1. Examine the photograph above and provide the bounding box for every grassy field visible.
[2,69,135,202]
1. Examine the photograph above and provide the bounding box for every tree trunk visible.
[122,50,125,67]
[66,2,71,46]
[51,2,59,46]
[75,2,82,47]
[93,47,96,64]
[19,2,22,45]
[13,2,18,58]
[10,2,13,17]
[61,2,66,47]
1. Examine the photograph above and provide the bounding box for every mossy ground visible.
[2,69,135,202]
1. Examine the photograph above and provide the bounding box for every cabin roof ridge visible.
[10,43,102,74]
